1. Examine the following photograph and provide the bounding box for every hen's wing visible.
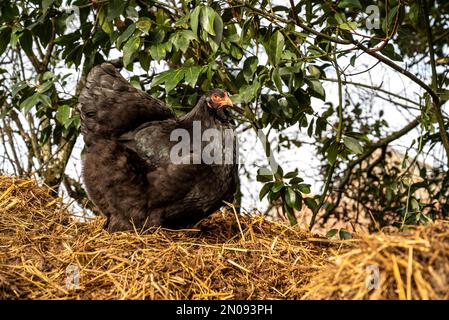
[78,63,175,145]
[117,121,215,206]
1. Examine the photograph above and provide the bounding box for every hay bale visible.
[301,222,449,299]
[0,176,330,299]
[1,175,448,300]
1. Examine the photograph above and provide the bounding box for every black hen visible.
[78,63,238,231]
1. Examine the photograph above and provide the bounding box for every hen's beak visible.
[219,93,233,108]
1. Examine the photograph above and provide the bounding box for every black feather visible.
[78,63,238,231]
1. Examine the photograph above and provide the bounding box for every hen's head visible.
[204,89,233,109]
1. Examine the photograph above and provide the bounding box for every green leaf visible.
[136,17,152,34]
[304,197,318,210]
[200,6,216,36]
[42,0,54,13]
[38,94,52,108]
[327,142,339,165]
[285,204,298,226]
[268,30,284,65]
[380,44,403,62]
[107,0,126,20]
[165,69,185,93]
[284,187,297,209]
[350,54,357,67]
[98,7,113,36]
[257,173,273,183]
[259,183,273,201]
[243,56,258,83]
[0,27,12,56]
[116,24,136,48]
[37,81,53,94]
[184,66,202,87]
[339,229,352,240]
[56,105,71,125]
[307,65,321,78]
[272,67,283,93]
[139,51,151,71]
[290,177,304,185]
[343,136,363,154]
[410,198,420,211]
[307,79,325,99]
[171,30,196,53]
[20,93,40,114]
[284,170,298,179]
[271,181,284,193]
[211,12,223,44]
[190,5,202,35]
[326,228,338,238]
[19,29,33,58]
[337,0,362,10]
[123,34,141,67]
[149,43,166,62]
[11,82,28,98]
[339,21,359,31]
[298,183,311,194]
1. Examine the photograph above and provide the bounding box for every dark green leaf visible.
[337,0,362,10]
[107,0,127,20]
[257,173,273,183]
[211,12,223,44]
[243,56,258,83]
[116,24,136,48]
[339,229,352,240]
[327,142,339,165]
[259,182,273,201]
[271,181,285,193]
[290,177,304,185]
[298,183,311,194]
[380,44,403,62]
[304,197,318,210]
[0,27,12,56]
[284,170,298,179]
[284,187,297,209]
[326,228,338,238]
[139,51,151,71]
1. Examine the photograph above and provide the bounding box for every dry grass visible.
[0,175,448,300]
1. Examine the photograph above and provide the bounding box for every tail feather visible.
[78,63,175,146]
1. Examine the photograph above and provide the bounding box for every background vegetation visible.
[0,0,448,232]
